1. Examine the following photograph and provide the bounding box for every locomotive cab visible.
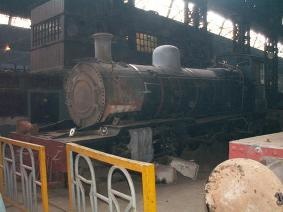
[217,54,267,114]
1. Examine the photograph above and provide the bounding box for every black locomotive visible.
[66,33,247,128]
[4,0,270,164]
[53,32,267,161]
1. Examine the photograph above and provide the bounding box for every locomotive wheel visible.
[205,158,283,212]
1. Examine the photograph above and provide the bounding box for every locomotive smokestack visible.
[92,33,113,62]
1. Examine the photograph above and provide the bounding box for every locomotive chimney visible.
[152,45,181,70]
[92,33,113,62]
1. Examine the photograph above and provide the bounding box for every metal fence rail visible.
[66,143,157,212]
[0,136,49,212]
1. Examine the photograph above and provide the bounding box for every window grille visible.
[32,16,61,48]
[136,33,157,53]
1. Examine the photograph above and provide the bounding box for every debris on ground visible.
[155,163,177,184]
[169,157,199,180]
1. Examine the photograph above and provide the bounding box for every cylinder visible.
[152,45,181,70]
[92,33,113,62]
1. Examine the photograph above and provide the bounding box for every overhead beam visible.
[167,0,175,18]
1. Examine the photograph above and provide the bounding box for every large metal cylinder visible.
[205,159,283,212]
[152,45,181,71]
[65,60,244,128]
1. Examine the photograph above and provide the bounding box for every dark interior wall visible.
[211,32,283,93]
[0,25,30,119]
[0,24,30,51]
[0,24,30,69]
[211,33,233,57]
[211,32,265,57]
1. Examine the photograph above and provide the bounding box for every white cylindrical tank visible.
[152,45,181,71]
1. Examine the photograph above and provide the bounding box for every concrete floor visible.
[5,169,210,212]
[155,173,208,212]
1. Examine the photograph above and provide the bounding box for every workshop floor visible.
[5,169,209,212]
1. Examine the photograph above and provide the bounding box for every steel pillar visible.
[233,18,250,54]
[264,37,278,104]
[184,0,207,30]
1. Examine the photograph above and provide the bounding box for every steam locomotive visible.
[66,33,245,128]
[8,31,269,187]
[52,33,266,161]
[3,0,275,185]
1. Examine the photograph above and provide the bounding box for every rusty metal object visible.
[65,62,106,127]
[9,132,67,186]
[16,120,39,135]
[65,61,145,127]
[229,132,283,181]
[16,120,32,134]
[205,158,283,212]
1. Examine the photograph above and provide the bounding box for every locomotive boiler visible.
[65,33,244,128]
